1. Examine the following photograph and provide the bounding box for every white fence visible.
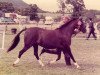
[0,25,5,50]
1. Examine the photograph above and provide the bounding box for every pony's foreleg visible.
[66,46,80,68]
[13,46,30,66]
[62,50,71,65]
[33,45,44,67]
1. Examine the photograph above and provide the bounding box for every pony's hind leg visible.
[39,48,61,64]
[55,50,61,61]
[13,46,31,66]
[39,48,46,56]
[50,49,61,64]
[40,48,62,64]
[33,45,44,67]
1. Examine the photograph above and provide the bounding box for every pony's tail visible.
[7,28,27,52]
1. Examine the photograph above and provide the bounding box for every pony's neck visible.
[60,21,76,37]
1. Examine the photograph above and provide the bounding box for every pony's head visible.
[74,18,86,33]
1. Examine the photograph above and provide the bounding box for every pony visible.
[7,18,86,68]
[39,19,84,64]
[39,29,79,64]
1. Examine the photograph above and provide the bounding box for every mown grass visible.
[0,31,100,75]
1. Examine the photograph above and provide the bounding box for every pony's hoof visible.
[77,66,81,69]
[77,66,82,70]
[38,60,45,67]
[39,64,45,67]
[49,60,56,64]
[13,64,16,67]
[41,64,45,67]
[74,62,81,69]
[13,64,19,67]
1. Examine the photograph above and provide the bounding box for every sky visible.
[22,0,100,12]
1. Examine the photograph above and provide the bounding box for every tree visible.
[70,0,85,18]
[20,8,30,16]
[7,3,15,12]
[57,0,85,18]
[57,0,66,15]
[29,4,39,21]
[0,2,14,13]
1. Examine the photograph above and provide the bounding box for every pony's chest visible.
[59,35,71,45]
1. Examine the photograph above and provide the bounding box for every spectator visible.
[86,18,97,40]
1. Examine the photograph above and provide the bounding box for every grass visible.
[0,29,100,75]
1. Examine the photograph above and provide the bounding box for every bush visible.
[11,28,17,34]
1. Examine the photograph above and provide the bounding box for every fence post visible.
[0,25,5,50]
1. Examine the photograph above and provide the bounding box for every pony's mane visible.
[57,18,76,30]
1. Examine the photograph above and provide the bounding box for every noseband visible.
[74,20,82,33]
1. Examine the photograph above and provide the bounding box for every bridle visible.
[73,19,82,36]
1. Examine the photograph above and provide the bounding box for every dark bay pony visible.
[39,19,84,65]
[7,18,86,68]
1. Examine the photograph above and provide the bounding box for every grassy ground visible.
[0,29,100,75]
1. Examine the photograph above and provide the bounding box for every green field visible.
[0,29,100,75]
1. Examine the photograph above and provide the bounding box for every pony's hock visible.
[7,18,86,68]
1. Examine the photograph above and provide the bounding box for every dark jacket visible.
[89,21,95,30]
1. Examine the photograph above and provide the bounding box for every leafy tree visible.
[28,4,39,21]
[57,0,85,18]
[57,0,66,15]
[20,8,30,16]
[7,3,14,12]
[18,4,39,21]
[70,0,85,18]
[0,2,14,13]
